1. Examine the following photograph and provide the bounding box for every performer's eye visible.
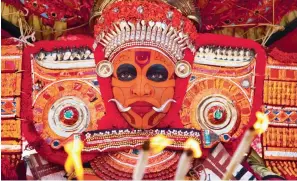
[117,64,137,81]
[146,64,168,82]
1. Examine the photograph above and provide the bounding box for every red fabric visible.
[1,29,13,39]
[199,0,297,31]
[1,157,18,180]
[269,47,297,64]
[1,38,19,45]
[269,28,297,53]
[4,0,296,33]
[21,35,98,165]
[57,34,94,41]
[16,160,27,180]
[195,33,267,154]
[3,0,93,27]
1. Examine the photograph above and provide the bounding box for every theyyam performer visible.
[16,0,288,180]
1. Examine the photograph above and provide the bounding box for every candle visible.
[222,112,269,180]
[133,134,173,180]
[133,140,150,181]
[174,138,202,180]
[64,135,84,180]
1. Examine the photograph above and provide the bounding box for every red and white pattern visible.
[194,143,256,180]
[25,154,66,180]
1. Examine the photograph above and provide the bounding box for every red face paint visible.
[135,51,150,67]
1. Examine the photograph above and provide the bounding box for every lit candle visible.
[222,112,269,180]
[174,138,202,180]
[64,135,84,180]
[133,134,173,180]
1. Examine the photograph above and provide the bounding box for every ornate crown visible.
[92,0,199,62]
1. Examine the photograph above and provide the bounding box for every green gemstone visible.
[214,110,223,120]
[64,110,74,119]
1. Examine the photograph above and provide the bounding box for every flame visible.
[149,134,173,154]
[184,138,202,158]
[64,136,84,180]
[254,111,269,134]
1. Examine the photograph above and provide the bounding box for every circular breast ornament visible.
[32,80,105,145]
[48,96,90,137]
[181,78,251,139]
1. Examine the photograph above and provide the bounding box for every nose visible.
[131,78,154,96]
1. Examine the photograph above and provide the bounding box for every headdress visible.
[91,0,200,78]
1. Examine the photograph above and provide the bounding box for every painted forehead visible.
[112,48,174,68]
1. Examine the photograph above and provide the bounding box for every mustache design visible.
[108,99,131,112]
[109,98,176,113]
[153,99,176,113]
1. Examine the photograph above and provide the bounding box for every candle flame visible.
[149,134,173,154]
[254,111,269,134]
[184,138,202,158]
[64,137,84,180]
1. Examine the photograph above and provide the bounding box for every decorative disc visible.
[196,95,237,135]
[175,60,192,78]
[96,60,113,78]
[33,80,105,143]
[181,78,251,138]
[48,96,90,137]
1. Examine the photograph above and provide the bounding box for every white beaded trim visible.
[95,20,196,61]
[267,65,297,70]
[264,105,297,111]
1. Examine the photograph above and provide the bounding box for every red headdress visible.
[92,0,200,129]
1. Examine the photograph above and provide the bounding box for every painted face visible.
[111,48,176,129]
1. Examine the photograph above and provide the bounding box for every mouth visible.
[129,101,154,117]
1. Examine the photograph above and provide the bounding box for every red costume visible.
[17,0,287,180]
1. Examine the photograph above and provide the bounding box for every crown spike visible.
[165,27,174,47]
[146,21,154,41]
[135,21,141,41]
[171,35,181,52]
[161,23,169,44]
[119,21,127,44]
[128,22,135,41]
[113,23,121,34]
[140,20,146,41]
[125,22,131,42]
[106,33,114,41]
[156,22,162,43]
[168,29,178,49]
[151,22,159,42]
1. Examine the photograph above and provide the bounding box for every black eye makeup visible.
[146,64,168,82]
[117,64,137,81]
